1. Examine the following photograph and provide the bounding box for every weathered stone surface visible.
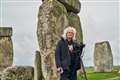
[34,51,44,80]
[37,0,68,80]
[58,0,81,13]
[94,41,113,72]
[68,12,83,43]
[0,27,13,72]
[0,27,12,37]
[2,66,34,80]
[42,0,81,13]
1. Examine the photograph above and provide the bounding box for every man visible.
[55,26,85,80]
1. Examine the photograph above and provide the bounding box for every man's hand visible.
[80,42,85,48]
[79,68,84,75]
[57,67,64,74]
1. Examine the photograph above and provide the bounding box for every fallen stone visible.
[68,12,83,43]
[94,41,113,72]
[0,27,13,72]
[37,0,68,80]
[1,66,34,80]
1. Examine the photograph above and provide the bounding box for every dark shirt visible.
[70,50,76,65]
[67,40,76,66]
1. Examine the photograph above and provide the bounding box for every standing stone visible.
[34,51,44,80]
[67,12,83,43]
[0,27,13,72]
[2,66,34,80]
[37,0,68,80]
[94,41,113,72]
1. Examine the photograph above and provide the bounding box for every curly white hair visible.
[62,26,76,40]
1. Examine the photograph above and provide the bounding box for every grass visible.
[78,66,120,80]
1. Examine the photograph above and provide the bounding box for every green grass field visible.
[78,66,120,80]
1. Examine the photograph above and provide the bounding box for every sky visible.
[0,0,120,67]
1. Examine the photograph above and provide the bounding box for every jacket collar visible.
[61,37,74,45]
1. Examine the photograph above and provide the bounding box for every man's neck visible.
[67,39,73,45]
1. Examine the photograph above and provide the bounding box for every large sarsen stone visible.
[0,27,13,72]
[94,41,113,72]
[37,0,68,80]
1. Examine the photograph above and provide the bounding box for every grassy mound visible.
[78,66,120,80]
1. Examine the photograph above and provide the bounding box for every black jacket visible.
[55,37,83,70]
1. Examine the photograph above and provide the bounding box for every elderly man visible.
[55,26,85,80]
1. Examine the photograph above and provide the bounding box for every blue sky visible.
[0,0,120,66]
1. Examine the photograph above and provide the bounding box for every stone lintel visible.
[0,27,12,37]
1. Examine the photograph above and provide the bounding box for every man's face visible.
[66,32,74,41]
